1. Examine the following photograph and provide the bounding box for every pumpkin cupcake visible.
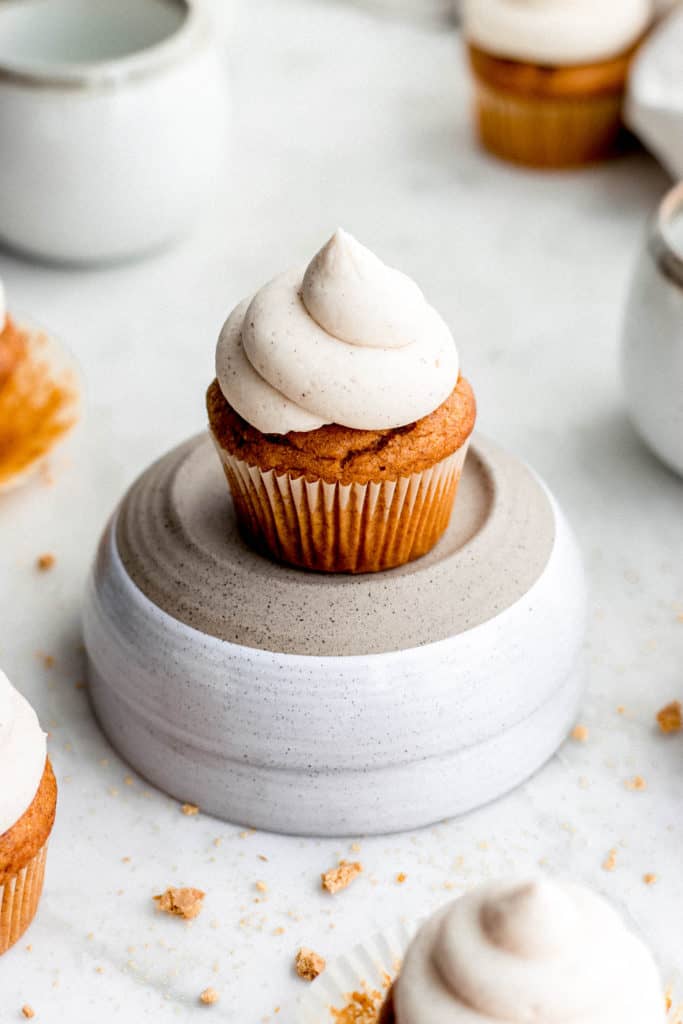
[464,0,653,168]
[379,876,665,1023]
[207,229,476,573]
[0,669,56,954]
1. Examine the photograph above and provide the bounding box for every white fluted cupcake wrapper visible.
[295,920,417,1024]
[213,440,470,573]
[0,841,49,955]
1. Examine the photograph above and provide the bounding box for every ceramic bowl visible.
[622,182,683,476]
[83,433,587,837]
[0,0,229,264]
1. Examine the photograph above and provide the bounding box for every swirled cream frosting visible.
[0,669,47,836]
[215,229,459,434]
[464,0,653,65]
[394,878,665,1024]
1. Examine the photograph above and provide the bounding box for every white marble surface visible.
[0,0,682,1019]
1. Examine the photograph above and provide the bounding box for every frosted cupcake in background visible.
[0,669,56,955]
[379,876,666,1023]
[463,0,654,168]
[207,229,476,573]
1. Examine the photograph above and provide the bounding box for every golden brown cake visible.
[0,759,57,955]
[208,377,476,574]
[468,42,641,168]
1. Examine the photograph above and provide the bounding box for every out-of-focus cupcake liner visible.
[471,77,625,168]
[295,920,416,1024]
[213,439,471,573]
[0,841,49,955]
[0,319,82,494]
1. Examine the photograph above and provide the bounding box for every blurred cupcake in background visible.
[0,669,57,955]
[464,0,654,169]
[0,277,81,493]
[207,229,476,573]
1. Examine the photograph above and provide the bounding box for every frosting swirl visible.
[394,878,665,1024]
[0,669,47,835]
[215,229,459,434]
[464,0,653,66]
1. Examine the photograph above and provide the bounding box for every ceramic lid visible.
[115,433,555,657]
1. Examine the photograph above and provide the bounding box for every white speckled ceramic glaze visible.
[622,182,683,477]
[0,0,229,264]
[83,433,586,836]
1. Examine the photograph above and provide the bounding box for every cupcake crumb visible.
[295,947,326,981]
[36,553,55,571]
[571,724,589,743]
[199,987,219,1006]
[396,873,407,885]
[603,848,618,872]
[153,887,205,920]
[643,873,658,886]
[255,880,268,893]
[657,702,682,735]
[625,776,647,792]
[21,1008,35,1020]
[181,803,200,816]
[322,860,363,894]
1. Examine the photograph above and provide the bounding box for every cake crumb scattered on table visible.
[322,860,363,894]
[21,1007,35,1020]
[396,873,407,885]
[571,724,589,743]
[181,803,199,816]
[36,553,55,571]
[625,775,647,791]
[153,887,205,920]
[199,987,219,1006]
[255,880,268,893]
[657,702,682,735]
[603,848,618,872]
[295,947,326,981]
[643,873,658,886]
[331,976,392,1024]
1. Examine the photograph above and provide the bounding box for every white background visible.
[1,1,682,1020]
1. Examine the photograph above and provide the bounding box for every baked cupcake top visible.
[464,0,653,66]
[0,670,47,836]
[393,877,665,1023]
[215,229,459,434]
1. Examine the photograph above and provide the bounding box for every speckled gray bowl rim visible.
[0,0,207,89]
[113,432,555,658]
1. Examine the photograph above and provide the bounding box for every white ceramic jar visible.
[622,182,683,477]
[0,0,229,264]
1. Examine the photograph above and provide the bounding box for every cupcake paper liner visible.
[0,842,49,955]
[295,920,416,1024]
[214,440,471,573]
[472,78,625,168]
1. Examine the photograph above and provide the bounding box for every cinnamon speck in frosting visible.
[657,702,682,734]
[295,947,326,981]
[153,887,205,920]
[322,861,363,894]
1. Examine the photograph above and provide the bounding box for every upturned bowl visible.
[83,433,587,837]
